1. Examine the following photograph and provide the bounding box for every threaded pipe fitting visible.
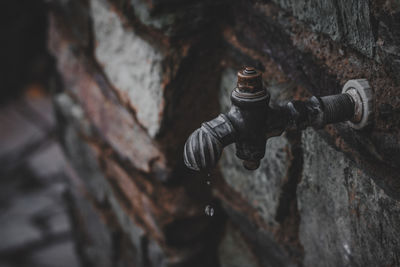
[319,94,355,124]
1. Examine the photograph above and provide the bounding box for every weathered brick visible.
[91,0,166,137]
[271,0,375,57]
[110,0,223,37]
[49,14,167,175]
[56,88,217,266]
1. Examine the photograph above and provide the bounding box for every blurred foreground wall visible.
[48,0,400,266]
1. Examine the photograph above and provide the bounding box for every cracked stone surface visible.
[91,0,165,137]
[299,128,400,266]
[271,0,375,57]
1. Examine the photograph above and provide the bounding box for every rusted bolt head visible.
[342,79,374,129]
[237,66,263,93]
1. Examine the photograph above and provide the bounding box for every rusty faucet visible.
[183,66,373,171]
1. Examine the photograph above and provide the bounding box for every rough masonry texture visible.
[91,0,166,137]
[48,0,400,266]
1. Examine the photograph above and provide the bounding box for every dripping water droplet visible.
[204,205,214,217]
[206,180,211,185]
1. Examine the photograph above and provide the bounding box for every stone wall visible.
[48,0,400,266]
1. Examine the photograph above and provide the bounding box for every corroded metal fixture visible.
[184,67,374,171]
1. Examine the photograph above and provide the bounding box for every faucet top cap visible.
[237,66,263,93]
[243,67,256,75]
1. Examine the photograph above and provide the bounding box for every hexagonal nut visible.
[342,79,374,129]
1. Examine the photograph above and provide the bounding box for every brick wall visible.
[48,0,400,266]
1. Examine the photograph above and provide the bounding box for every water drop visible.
[204,205,214,217]
[206,180,211,185]
[207,173,210,177]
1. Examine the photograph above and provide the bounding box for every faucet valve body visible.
[183,67,374,171]
[228,67,270,170]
